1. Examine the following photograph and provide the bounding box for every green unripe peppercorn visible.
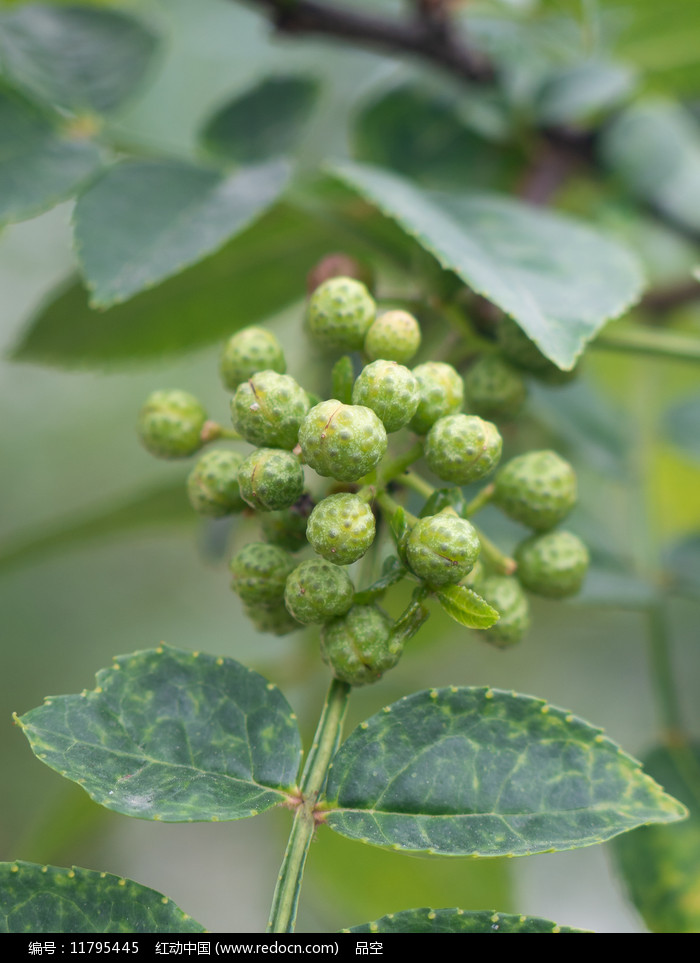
[320,605,400,686]
[351,360,419,433]
[409,362,464,435]
[284,559,354,625]
[425,414,502,485]
[463,355,527,419]
[229,542,295,607]
[365,309,421,364]
[220,327,286,391]
[138,389,206,459]
[299,400,387,482]
[231,371,310,450]
[515,530,589,598]
[237,448,304,512]
[494,450,577,531]
[306,493,376,565]
[405,511,481,586]
[244,600,300,636]
[306,276,376,351]
[478,574,530,647]
[187,449,246,516]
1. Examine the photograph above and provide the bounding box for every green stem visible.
[475,525,516,575]
[267,678,350,934]
[375,489,418,525]
[401,470,435,499]
[377,441,424,486]
[464,482,495,517]
[592,326,700,364]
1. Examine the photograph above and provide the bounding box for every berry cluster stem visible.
[267,678,351,933]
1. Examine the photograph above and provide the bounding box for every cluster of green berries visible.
[137,267,589,681]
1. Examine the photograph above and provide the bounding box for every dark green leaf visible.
[17,645,302,821]
[0,479,191,575]
[202,75,319,165]
[0,4,157,114]
[0,861,204,933]
[75,158,290,306]
[389,506,409,546]
[612,743,700,933]
[330,162,644,369]
[436,584,499,629]
[354,557,407,605]
[664,397,700,461]
[323,687,686,856]
[0,85,102,225]
[535,61,636,125]
[419,488,467,519]
[389,592,430,646]
[331,355,355,405]
[344,907,589,934]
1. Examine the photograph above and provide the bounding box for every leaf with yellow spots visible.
[344,907,590,933]
[322,687,686,856]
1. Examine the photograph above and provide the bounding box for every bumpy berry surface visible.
[306,493,376,565]
[306,276,376,351]
[463,355,527,419]
[231,371,310,450]
[409,362,464,435]
[299,400,387,482]
[425,414,502,485]
[187,449,246,517]
[244,600,300,636]
[364,309,421,364]
[515,530,589,598]
[220,327,286,391]
[320,605,400,686]
[494,450,577,531]
[478,574,530,647]
[138,390,206,459]
[229,542,295,607]
[351,360,419,433]
[237,448,304,512]
[498,318,577,384]
[284,559,354,625]
[405,512,481,586]
[261,501,311,552]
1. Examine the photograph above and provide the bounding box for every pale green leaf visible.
[17,645,302,821]
[535,61,636,125]
[330,161,644,369]
[344,907,589,933]
[323,687,686,856]
[436,584,500,629]
[0,4,157,114]
[0,861,204,933]
[75,157,290,307]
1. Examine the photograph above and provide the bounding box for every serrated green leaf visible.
[436,584,499,629]
[330,161,644,369]
[600,102,700,236]
[664,397,700,461]
[332,355,355,405]
[0,861,204,933]
[612,743,700,933]
[323,687,686,856]
[0,85,102,225]
[344,907,589,933]
[0,4,157,114]
[202,75,319,165]
[75,157,290,307]
[17,645,302,821]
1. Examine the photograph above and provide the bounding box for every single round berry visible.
[306,276,376,351]
[351,360,419,433]
[244,600,300,636]
[229,542,295,607]
[365,309,421,364]
[231,371,310,450]
[138,390,206,459]
[463,355,527,419]
[498,318,578,384]
[409,362,464,435]
[237,448,305,512]
[320,605,400,686]
[187,449,246,517]
[477,574,530,648]
[220,327,286,391]
[405,512,481,586]
[306,493,376,565]
[260,500,312,552]
[494,450,577,531]
[515,530,589,598]
[425,414,502,485]
[299,400,387,482]
[284,559,355,625]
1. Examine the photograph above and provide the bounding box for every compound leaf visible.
[330,161,644,369]
[344,907,589,934]
[323,687,686,856]
[16,645,302,821]
[435,584,499,629]
[0,861,205,934]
